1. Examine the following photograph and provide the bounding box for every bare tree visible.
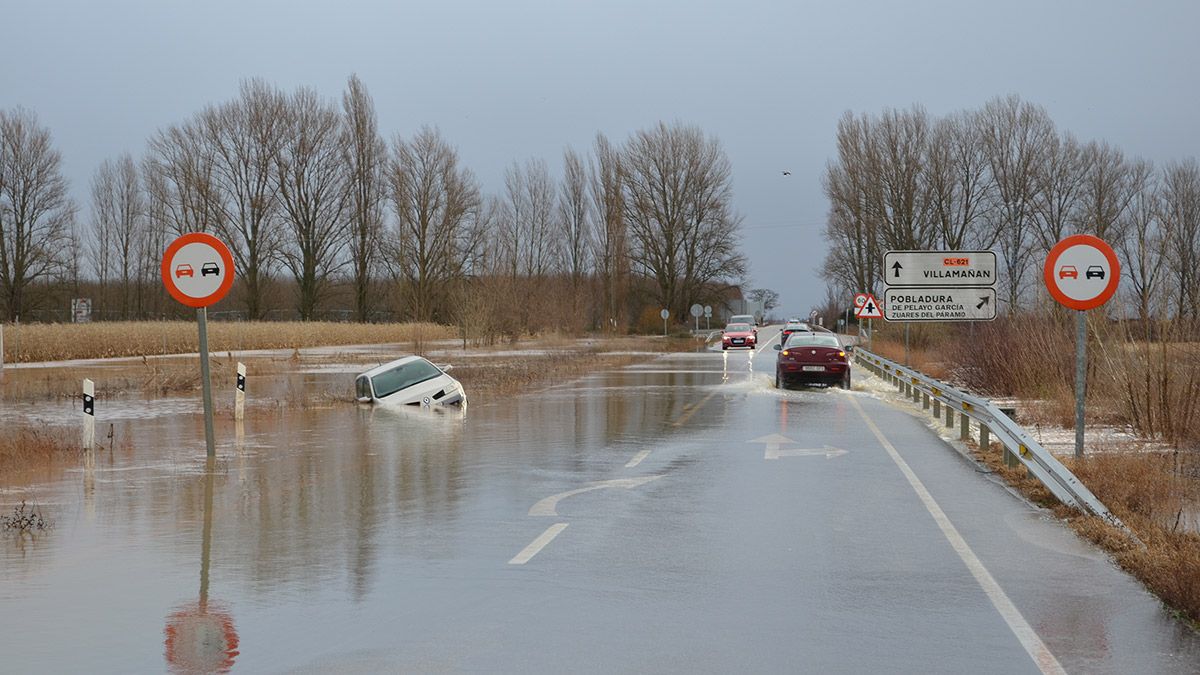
[201,79,286,319]
[1161,159,1200,324]
[89,154,144,317]
[1078,141,1137,242]
[926,111,992,250]
[0,108,76,320]
[1030,132,1087,253]
[144,119,222,237]
[558,146,591,320]
[822,112,880,296]
[622,121,746,318]
[389,126,481,322]
[977,95,1055,312]
[342,74,387,322]
[275,88,350,320]
[590,132,628,330]
[869,106,936,250]
[1116,160,1163,325]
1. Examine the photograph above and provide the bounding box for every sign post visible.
[1043,234,1120,458]
[660,308,669,336]
[703,305,712,330]
[690,303,703,331]
[162,232,235,458]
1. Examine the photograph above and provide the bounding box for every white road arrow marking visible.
[529,475,662,516]
[766,446,848,460]
[748,434,848,460]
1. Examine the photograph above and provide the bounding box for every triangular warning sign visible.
[856,294,883,319]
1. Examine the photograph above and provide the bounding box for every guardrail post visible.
[979,423,990,451]
[945,405,954,428]
[960,409,970,441]
[999,407,1019,468]
[932,397,940,417]
[922,392,930,409]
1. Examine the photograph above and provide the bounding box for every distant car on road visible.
[722,323,756,350]
[774,333,850,389]
[780,320,813,343]
[355,356,466,407]
[201,262,221,277]
[728,314,759,340]
[1058,265,1078,280]
[174,264,194,278]
[1086,265,1105,280]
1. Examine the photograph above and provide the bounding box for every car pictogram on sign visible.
[175,264,194,278]
[201,262,221,277]
[1058,265,1078,280]
[1086,265,1105,280]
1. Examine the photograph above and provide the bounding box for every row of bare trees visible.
[0,77,747,331]
[822,94,1200,325]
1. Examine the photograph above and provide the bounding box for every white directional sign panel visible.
[885,250,997,288]
[884,288,997,322]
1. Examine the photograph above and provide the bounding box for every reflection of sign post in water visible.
[164,458,239,672]
[161,233,235,458]
[1044,234,1120,458]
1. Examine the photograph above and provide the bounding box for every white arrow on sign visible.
[748,434,848,460]
[529,475,661,516]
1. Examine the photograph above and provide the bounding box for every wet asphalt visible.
[1,326,1198,673]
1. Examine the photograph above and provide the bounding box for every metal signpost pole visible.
[1074,310,1086,458]
[198,307,216,458]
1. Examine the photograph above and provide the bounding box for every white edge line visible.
[509,523,569,565]
[625,449,652,468]
[847,396,1066,675]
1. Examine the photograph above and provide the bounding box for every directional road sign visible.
[885,250,997,288]
[1043,234,1120,311]
[884,288,997,322]
[855,294,883,319]
[162,233,235,308]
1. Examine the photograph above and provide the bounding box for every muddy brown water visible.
[0,355,718,672]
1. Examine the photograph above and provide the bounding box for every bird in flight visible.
[781,170,791,176]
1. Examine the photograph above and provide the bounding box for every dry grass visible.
[0,321,456,363]
[0,426,80,476]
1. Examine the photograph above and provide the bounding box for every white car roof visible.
[358,355,427,379]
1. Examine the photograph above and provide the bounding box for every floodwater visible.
[2,343,1198,673]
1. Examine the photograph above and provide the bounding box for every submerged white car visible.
[355,356,467,407]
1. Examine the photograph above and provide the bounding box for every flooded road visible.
[2,330,1198,673]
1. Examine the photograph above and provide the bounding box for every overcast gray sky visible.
[3,0,1198,317]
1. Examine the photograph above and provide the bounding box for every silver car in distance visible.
[355,356,467,407]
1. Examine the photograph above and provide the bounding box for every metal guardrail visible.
[853,347,1126,530]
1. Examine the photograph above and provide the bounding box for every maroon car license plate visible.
[802,365,825,372]
[733,339,743,344]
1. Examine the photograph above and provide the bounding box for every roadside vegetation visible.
[0,320,455,363]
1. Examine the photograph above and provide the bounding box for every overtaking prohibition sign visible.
[1043,234,1120,311]
[161,233,235,308]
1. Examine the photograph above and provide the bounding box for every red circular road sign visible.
[853,293,869,308]
[1043,234,1120,311]
[161,233,235,308]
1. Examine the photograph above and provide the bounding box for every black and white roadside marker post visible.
[1044,234,1121,458]
[162,233,236,458]
[82,378,95,450]
[235,362,246,421]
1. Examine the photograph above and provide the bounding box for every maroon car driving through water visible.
[773,332,851,389]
